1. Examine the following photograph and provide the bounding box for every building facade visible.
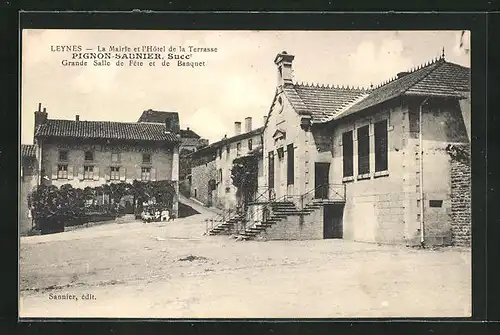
[190,117,264,211]
[251,51,471,246]
[32,105,181,217]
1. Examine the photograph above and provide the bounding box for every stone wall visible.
[449,144,471,247]
[191,159,217,206]
[256,207,324,241]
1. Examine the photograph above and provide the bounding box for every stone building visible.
[190,117,264,210]
[20,144,38,234]
[31,104,181,217]
[217,51,470,246]
[137,109,208,191]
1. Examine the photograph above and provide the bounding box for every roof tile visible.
[35,119,181,143]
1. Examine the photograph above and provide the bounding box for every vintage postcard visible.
[19,28,471,318]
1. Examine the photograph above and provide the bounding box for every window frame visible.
[83,165,94,180]
[84,150,94,162]
[111,152,120,164]
[342,130,354,178]
[141,167,151,181]
[374,119,389,173]
[357,125,370,176]
[142,153,152,165]
[110,166,120,180]
[57,164,68,179]
[58,150,68,162]
[286,143,294,185]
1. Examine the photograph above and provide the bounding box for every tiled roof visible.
[35,119,181,142]
[283,84,369,123]
[191,127,264,158]
[180,128,201,139]
[336,58,470,120]
[137,109,180,133]
[21,144,36,158]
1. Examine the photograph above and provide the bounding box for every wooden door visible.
[314,162,330,199]
[324,204,343,239]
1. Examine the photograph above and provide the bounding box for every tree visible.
[231,148,261,208]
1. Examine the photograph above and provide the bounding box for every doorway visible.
[323,204,343,239]
[314,162,330,199]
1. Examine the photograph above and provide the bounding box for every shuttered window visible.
[57,164,68,179]
[357,125,370,175]
[110,166,120,180]
[268,151,274,189]
[374,120,388,172]
[141,167,151,181]
[287,144,294,185]
[342,131,354,177]
[83,165,94,180]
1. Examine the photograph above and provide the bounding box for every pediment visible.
[272,129,286,140]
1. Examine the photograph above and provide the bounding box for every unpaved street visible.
[20,211,471,318]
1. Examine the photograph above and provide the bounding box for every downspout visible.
[418,97,429,246]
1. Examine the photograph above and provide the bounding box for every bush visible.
[29,180,177,234]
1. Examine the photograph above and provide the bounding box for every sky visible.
[21,30,470,145]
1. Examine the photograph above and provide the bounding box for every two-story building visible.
[32,105,181,217]
[232,50,470,246]
[190,117,265,211]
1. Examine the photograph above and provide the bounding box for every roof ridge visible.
[294,81,369,91]
[45,118,164,126]
[373,56,444,90]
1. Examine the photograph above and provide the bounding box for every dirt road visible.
[19,212,471,318]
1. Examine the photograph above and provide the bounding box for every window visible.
[218,148,222,159]
[268,151,275,189]
[110,166,120,180]
[83,165,94,180]
[429,200,443,208]
[248,139,253,150]
[287,144,294,185]
[142,153,151,164]
[194,189,197,198]
[226,145,230,154]
[374,120,388,172]
[57,164,68,179]
[342,131,354,177]
[59,150,68,162]
[277,147,284,160]
[357,125,370,175]
[141,167,151,181]
[236,142,241,156]
[84,151,94,162]
[111,152,120,163]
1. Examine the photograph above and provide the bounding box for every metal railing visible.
[206,183,346,236]
[240,183,346,235]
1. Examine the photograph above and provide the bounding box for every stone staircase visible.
[207,212,245,236]
[239,201,323,240]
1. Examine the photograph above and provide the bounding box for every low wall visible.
[256,207,324,241]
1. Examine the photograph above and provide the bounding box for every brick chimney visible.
[244,117,252,133]
[34,103,48,137]
[263,115,268,125]
[234,121,242,136]
[274,51,295,87]
[76,114,80,121]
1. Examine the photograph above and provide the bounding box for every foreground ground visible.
[20,207,471,318]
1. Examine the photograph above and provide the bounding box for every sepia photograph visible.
[19,29,471,318]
